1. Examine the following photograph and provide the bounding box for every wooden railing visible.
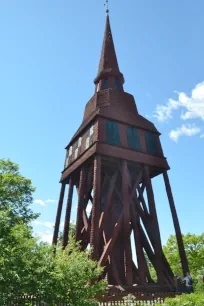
[0,292,178,305]
[98,292,178,305]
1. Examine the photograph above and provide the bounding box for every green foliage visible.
[191,267,204,292]
[0,159,38,223]
[69,221,76,237]
[57,221,76,246]
[163,233,204,278]
[163,293,204,306]
[51,238,106,306]
[0,211,105,305]
[0,211,54,300]
[145,233,204,287]
[3,159,203,306]
[144,251,157,282]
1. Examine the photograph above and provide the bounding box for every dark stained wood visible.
[62,178,74,248]
[143,165,165,284]
[163,171,189,276]
[137,185,149,216]
[122,160,133,285]
[84,165,94,203]
[75,167,87,242]
[52,183,66,245]
[60,144,96,182]
[130,170,143,201]
[111,258,124,287]
[90,155,102,259]
[99,170,118,230]
[54,13,189,293]
[83,209,89,231]
[98,211,124,266]
[130,203,148,284]
[133,196,147,221]
[96,143,169,172]
[132,194,174,284]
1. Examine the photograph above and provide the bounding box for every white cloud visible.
[36,231,53,244]
[60,221,64,230]
[32,220,54,229]
[169,124,200,142]
[45,199,57,204]
[44,222,55,229]
[34,199,46,206]
[154,81,204,122]
[34,199,57,207]
[154,98,180,122]
[34,221,76,245]
[86,203,92,216]
[59,220,75,230]
[200,134,204,138]
[33,220,42,225]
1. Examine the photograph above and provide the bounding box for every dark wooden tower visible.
[53,15,189,292]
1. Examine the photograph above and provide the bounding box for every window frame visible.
[127,127,141,151]
[115,79,120,89]
[69,146,72,156]
[104,79,108,89]
[85,137,90,149]
[145,131,158,155]
[105,120,121,146]
[74,148,79,160]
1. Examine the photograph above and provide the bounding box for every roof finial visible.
[104,0,109,15]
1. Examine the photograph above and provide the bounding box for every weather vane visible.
[104,0,109,15]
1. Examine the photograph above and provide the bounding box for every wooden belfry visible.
[53,14,189,292]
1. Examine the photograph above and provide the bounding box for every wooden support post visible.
[62,178,74,248]
[52,183,66,245]
[99,171,118,231]
[111,258,124,286]
[90,155,101,259]
[137,185,149,216]
[143,165,164,284]
[122,160,133,285]
[98,212,124,266]
[132,195,174,283]
[75,167,86,242]
[130,204,147,284]
[163,171,189,276]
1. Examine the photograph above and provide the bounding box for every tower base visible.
[97,284,178,305]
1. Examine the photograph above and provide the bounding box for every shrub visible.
[163,293,204,306]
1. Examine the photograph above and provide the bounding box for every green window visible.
[115,79,120,88]
[104,80,108,89]
[127,127,141,151]
[145,131,158,155]
[106,120,120,146]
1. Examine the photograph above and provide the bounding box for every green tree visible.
[57,221,76,246]
[0,211,54,301]
[52,239,106,306]
[0,159,106,305]
[163,233,204,277]
[161,293,204,306]
[0,211,105,305]
[0,159,38,223]
[69,221,76,237]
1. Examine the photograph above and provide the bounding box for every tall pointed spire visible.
[94,15,124,85]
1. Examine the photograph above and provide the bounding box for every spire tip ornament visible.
[104,0,109,15]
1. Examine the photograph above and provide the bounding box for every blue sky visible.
[0,1,203,245]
